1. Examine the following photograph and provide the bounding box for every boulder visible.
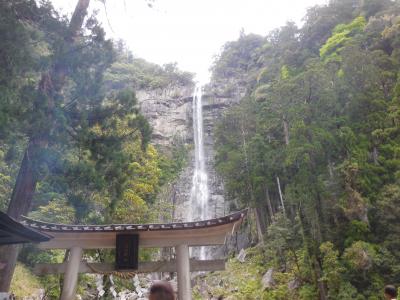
[237,249,246,263]
[261,268,275,289]
[288,278,300,290]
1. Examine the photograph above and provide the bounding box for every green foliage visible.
[157,136,189,185]
[29,198,75,223]
[0,147,13,211]
[343,241,377,271]
[211,0,400,298]
[193,247,266,299]
[105,45,194,91]
[0,1,193,298]
[320,16,367,60]
[210,33,265,82]
[298,284,318,300]
[344,220,370,247]
[320,242,345,298]
[280,65,290,80]
[10,263,43,298]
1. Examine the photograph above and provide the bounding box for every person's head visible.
[384,285,397,299]
[149,281,175,300]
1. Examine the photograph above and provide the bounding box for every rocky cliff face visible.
[172,79,247,222]
[137,76,250,259]
[135,84,194,148]
[136,79,246,226]
[135,83,195,222]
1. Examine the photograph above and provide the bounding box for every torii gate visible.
[21,210,247,300]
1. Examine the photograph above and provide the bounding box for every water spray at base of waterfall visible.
[189,84,209,260]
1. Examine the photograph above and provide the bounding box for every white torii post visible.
[61,246,83,300]
[175,244,191,300]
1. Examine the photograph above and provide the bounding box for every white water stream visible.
[189,85,209,259]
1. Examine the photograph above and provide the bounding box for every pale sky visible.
[51,0,328,83]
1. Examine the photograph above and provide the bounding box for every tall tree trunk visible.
[298,205,327,300]
[372,146,379,165]
[7,141,41,219]
[254,207,266,243]
[240,122,254,204]
[240,121,258,243]
[276,176,286,215]
[327,159,334,179]
[309,154,326,243]
[0,0,90,292]
[282,116,290,145]
[265,185,274,223]
[315,191,326,243]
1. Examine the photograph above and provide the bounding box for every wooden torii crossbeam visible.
[22,210,247,300]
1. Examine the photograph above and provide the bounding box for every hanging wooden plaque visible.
[115,234,139,270]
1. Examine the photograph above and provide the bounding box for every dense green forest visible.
[208,0,400,299]
[0,0,190,297]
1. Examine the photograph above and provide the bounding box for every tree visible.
[211,0,400,297]
[0,0,91,291]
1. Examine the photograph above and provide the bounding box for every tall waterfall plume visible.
[189,85,209,225]
[189,85,209,260]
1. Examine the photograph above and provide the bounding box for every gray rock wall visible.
[135,84,194,222]
[135,85,194,148]
[172,81,246,222]
[136,80,246,224]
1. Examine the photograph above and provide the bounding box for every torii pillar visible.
[176,244,191,300]
[59,244,192,300]
[61,246,83,300]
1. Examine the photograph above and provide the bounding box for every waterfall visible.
[189,84,209,259]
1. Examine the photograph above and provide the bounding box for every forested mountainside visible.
[0,1,190,297]
[105,44,193,91]
[0,0,191,224]
[205,0,400,299]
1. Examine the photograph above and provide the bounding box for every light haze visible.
[51,0,328,83]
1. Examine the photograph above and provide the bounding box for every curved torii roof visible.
[21,209,247,249]
[0,211,51,245]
